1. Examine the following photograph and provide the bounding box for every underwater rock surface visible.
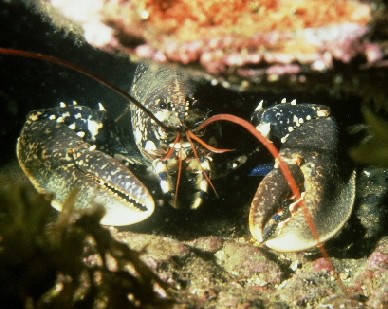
[1,163,387,308]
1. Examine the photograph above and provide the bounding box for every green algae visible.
[351,108,388,167]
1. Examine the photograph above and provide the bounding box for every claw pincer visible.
[249,101,356,252]
[17,105,155,226]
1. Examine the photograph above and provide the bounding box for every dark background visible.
[0,1,138,164]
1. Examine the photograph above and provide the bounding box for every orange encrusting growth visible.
[98,0,371,43]
[141,0,370,41]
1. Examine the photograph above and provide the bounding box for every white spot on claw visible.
[87,119,103,138]
[255,100,264,111]
[281,134,289,143]
[145,140,157,151]
[317,110,330,117]
[362,170,371,177]
[77,131,86,138]
[257,123,271,137]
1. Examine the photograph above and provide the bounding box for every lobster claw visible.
[17,110,155,226]
[249,164,304,244]
[249,114,356,252]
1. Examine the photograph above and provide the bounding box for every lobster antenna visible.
[0,48,171,131]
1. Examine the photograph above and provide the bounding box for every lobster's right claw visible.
[249,159,356,252]
[249,102,356,252]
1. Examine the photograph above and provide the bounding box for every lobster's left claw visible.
[70,144,155,226]
[249,116,356,252]
[17,110,155,226]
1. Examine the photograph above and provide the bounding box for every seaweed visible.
[0,178,171,308]
[351,108,388,167]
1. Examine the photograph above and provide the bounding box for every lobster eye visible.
[158,100,168,110]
